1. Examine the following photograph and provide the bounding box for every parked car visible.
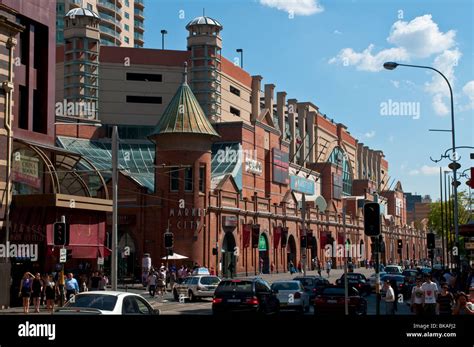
[56,291,159,315]
[271,280,310,313]
[335,273,371,296]
[368,272,387,290]
[384,265,403,274]
[173,275,221,301]
[314,286,367,315]
[212,278,280,316]
[293,276,330,299]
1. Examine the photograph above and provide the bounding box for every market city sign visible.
[169,199,205,231]
[290,175,315,195]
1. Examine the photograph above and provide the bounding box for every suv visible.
[212,278,280,315]
[335,273,371,296]
[173,275,220,301]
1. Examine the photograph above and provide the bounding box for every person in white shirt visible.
[384,280,396,315]
[421,274,439,315]
[410,278,424,315]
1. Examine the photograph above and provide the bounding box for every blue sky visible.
[143,0,473,200]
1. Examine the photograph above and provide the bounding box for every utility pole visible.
[343,199,349,315]
[301,193,307,276]
[111,125,118,291]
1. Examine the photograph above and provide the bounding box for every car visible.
[335,273,371,296]
[271,280,310,313]
[384,265,403,274]
[212,278,280,316]
[368,272,387,290]
[173,275,221,301]
[192,267,211,275]
[293,276,330,299]
[417,267,432,275]
[56,291,159,315]
[314,286,367,315]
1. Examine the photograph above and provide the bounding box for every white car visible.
[56,291,159,315]
[384,265,403,274]
[271,280,311,313]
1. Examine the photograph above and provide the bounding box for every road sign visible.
[97,257,104,265]
[59,248,67,263]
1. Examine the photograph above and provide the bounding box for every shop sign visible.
[12,155,41,189]
[290,175,315,195]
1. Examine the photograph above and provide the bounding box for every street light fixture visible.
[383,61,461,270]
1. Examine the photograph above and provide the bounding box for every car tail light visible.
[245,297,259,305]
[212,298,223,304]
[294,292,301,299]
[314,297,325,304]
[357,283,362,288]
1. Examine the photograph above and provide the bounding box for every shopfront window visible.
[184,167,193,192]
[328,147,353,196]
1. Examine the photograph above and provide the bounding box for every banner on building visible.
[272,148,289,185]
[251,224,260,248]
[242,224,251,248]
[281,227,288,248]
[273,226,281,248]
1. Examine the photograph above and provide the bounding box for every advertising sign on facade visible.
[272,148,289,185]
[290,175,315,195]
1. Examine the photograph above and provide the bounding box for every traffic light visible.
[53,222,68,246]
[397,239,403,249]
[427,233,435,249]
[300,235,307,248]
[363,202,380,236]
[164,232,174,249]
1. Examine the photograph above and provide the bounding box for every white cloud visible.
[432,93,450,116]
[364,130,376,138]
[329,14,457,73]
[461,80,474,111]
[334,29,342,35]
[387,15,456,58]
[390,80,400,88]
[328,44,408,72]
[409,165,447,176]
[259,0,324,16]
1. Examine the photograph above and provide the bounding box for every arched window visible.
[328,147,353,196]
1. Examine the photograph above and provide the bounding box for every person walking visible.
[44,275,59,314]
[452,292,474,315]
[326,260,332,278]
[19,272,33,314]
[421,274,439,315]
[437,283,454,316]
[317,260,322,277]
[147,270,157,298]
[410,278,424,315]
[31,273,43,313]
[88,271,101,291]
[384,280,396,315]
[65,273,79,302]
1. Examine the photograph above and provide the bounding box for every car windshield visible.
[200,276,220,285]
[272,282,300,291]
[64,294,118,311]
[215,281,253,293]
[295,278,315,286]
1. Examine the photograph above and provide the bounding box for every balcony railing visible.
[97,0,123,17]
[100,12,122,29]
[134,20,144,29]
[134,32,144,41]
[134,8,144,18]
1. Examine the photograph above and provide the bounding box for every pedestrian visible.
[227,262,234,278]
[421,274,439,315]
[147,270,157,298]
[89,271,101,291]
[452,292,474,315]
[317,260,322,277]
[383,280,396,315]
[44,275,58,314]
[31,273,43,313]
[98,273,108,290]
[157,266,166,297]
[65,273,79,302]
[297,261,302,273]
[410,278,424,315]
[19,272,33,314]
[288,260,295,274]
[259,258,264,275]
[326,260,332,278]
[436,283,454,316]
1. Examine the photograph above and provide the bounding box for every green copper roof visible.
[149,69,219,138]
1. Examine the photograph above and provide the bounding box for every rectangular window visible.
[18,85,28,129]
[125,0,130,6]
[126,95,162,104]
[230,85,240,96]
[184,167,193,192]
[126,72,162,82]
[125,12,130,19]
[230,106,240,117]
[124,36,129,43]
[124,24,129,31]
[170,167,179,192]
[199,167,205,193]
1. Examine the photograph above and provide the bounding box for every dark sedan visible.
[380,274,407,298]
[314,286,367,315]
[212,278,280,316]
[293,276,331,299]
[336,273,371,296]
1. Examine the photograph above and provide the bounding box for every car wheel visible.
[188,291,194,302]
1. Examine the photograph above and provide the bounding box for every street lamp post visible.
[111,125,118,290]
[160,30,167,50]
[383,62,461,270]
[236,49,243,68]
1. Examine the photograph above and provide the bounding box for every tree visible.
[428,191,470,236]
